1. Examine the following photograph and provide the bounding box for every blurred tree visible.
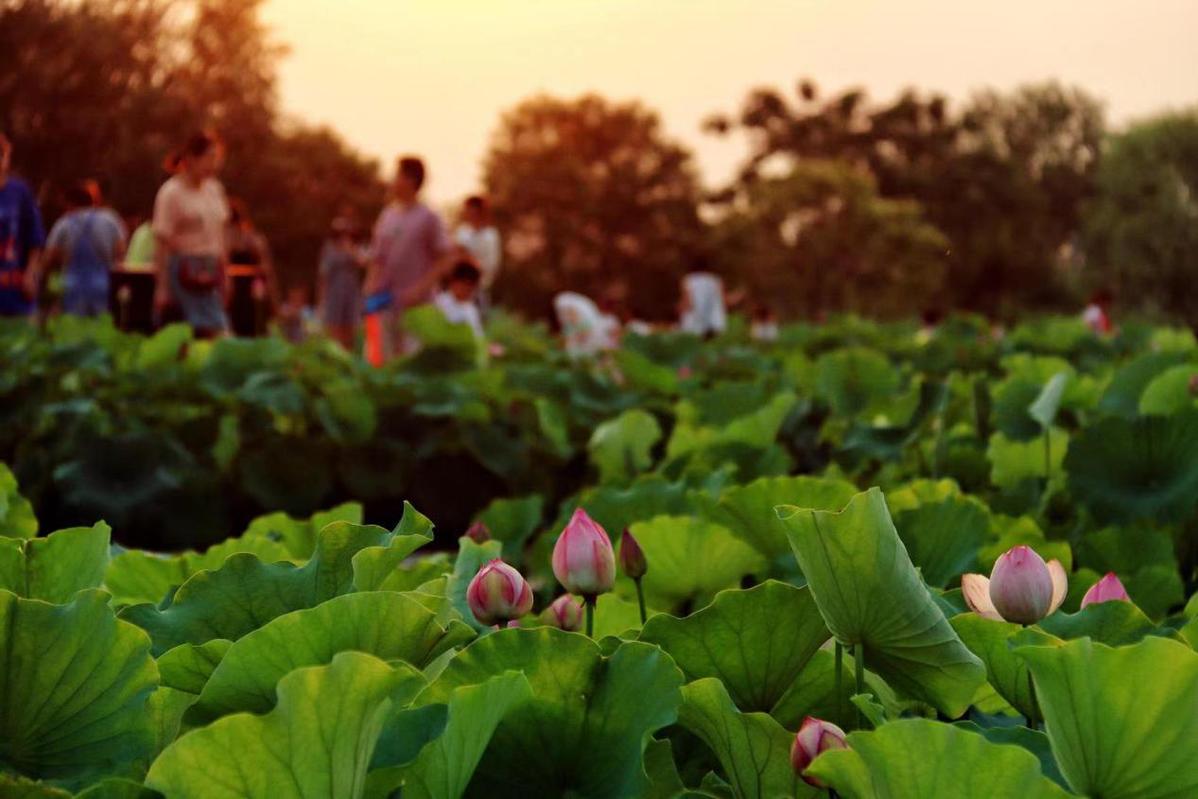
[1082,110,1198,324]
[483,94,704,321]
[710,160,949,318]
[707,80,1104,315]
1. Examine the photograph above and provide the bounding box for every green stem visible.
[854,645,865,730]
[834,641,844,725]
[1043,428,1052,488]
[634,579,647,626]
[585,596,595,638]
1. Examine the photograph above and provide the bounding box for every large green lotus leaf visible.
[950,614,1038,719]
[0,775,70,797]
[121,521,407,654]
[0,590,157,781]
[1018,636,1198,799]
[592,592,659,639]
[629,516,767,611]
[1036,600,1166,646]
[146,686,198,762]
[780,488,986,717]
[613,348,679,395]
[588,408,662,483]
[987,429,1067,490]
[0,462,37,538]
[242,500,364,560]
[1065,411,1198,523]
[351,502,435,591]
[74,777,159,798]
[666,393,797,462]
[1098,350,1189,417]
[189,591,473,722]
[370,553,453,594]
[840,379,948,463]
[0,522,109,602]
[157,639,232,694]
[422,627,683,798]
[954,722,1068,791]
[770,649,853,729]
[884,477,962,514]
[893,496,989,588]
[699,474,857,564]
[133,321,191,369]
[476,494,544,561]
[1027,372,1069,431]
[993,376,1050,441]
[677,677,814,799]
[639,581,829,713]
[396,672,533,799]
[1139,364,1198,415]
[806,718,1071,798]
[814,347,899,417]
[146,652,411,799]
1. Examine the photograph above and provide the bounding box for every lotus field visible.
[2,313,1198,799]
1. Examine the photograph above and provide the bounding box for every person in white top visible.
[434,260,484,339]
[453,195,501,301]
[554,291,618,357]
[679,269,727,338]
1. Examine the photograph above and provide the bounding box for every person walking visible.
[453,195,501,310]
[0,132,46,319]
[151,132,230,337]
[29,181,126,316]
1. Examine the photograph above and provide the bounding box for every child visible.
[1082,289,1113,335]
[679,266,727,338]
[750,302,780,342]
[318,215,367,350]
[434,260,484,339]
[277,284,315,343]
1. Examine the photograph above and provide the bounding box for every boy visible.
[434,260,484,339]
[0,132,45,317]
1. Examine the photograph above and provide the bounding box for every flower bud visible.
[986,546,1065,625]
[790,716,848,787]
[619,528,647,579]
[552,508,616,597]
[464,520,491,544]
[1080,572,1130,608]
[466,559,533,625]
[543,594,584,632]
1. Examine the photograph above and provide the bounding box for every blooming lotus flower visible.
[543,594,584,631]
[790,716,848,787]
[962,546,1067,624]
[1081,572,1130,608]
[619,528,647,579]
[466,559,533,625]
[464,520,491,543]
[552,508,616,597]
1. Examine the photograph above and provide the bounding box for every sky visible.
[261,0,1198,205]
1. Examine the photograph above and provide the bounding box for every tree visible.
[483,94,704,321]
[710,160,949,319]
[1082,110,1198,324]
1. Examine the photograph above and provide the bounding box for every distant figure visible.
[750,302,780,342]
[554,291,618,357]
[453,195,501,307]
[364,156,454,359]
[1083,290,1113,335]
[318,214,367,349]
[0,132,46,318]
[226,198,275,336]
[277,284,315,344]
[679,269,727,338]
[152,132,230,337]
[434,260,484,339]
[124,215,156,271]
[33,181,127,316]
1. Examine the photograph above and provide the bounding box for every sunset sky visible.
[261,0,1198,204]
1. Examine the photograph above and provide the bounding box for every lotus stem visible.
[634,578,647,625]
[1043,428,1051,488]
[854,645,865,729]
[585,595,596,638]
[834,641,844,724]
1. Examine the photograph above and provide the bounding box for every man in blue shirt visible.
[0,132,46,317]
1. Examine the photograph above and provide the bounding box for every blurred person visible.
[152,132,230,337]
[277,283,315,343]
[679,264,727,338]
[434,260,484,339]
[226,198,276,336]
[554,291,617,357]
[28,181,126,316]
[124,213,156,270]
[363,156,454,359]
[318,214,367,349]
[1083,289,1114,335]
[750,302,780,342]
[453,195,501,306]
[0,131,46,318]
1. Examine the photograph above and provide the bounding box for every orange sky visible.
[261,0,1198,205]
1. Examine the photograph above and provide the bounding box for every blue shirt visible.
[0,177,46,316]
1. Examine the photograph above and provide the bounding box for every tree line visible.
[3,0,1195,324]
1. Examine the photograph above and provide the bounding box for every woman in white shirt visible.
[453,195,501,306]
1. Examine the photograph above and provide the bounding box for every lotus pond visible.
[1,313,1197,798]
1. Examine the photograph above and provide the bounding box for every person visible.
[152,132,230,337]
[553,291,618,357]
[1083,290,1113,335]
[0,132,46,318]
[225,198,276,336]
[318,214,367,349]
[434,260,485,339]
[124,214,156,270]
[750,302,780,342]
[30,181,127,316]
[277,284,315,344]
[363,156,454,359]
[453,195,501,305]
[679,266,727,338]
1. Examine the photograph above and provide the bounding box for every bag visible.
[176,255,222,291]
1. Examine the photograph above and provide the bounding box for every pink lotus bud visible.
[544,594,584,632]
[618,528,647,579]
[790,716,848,787]
[1080,572,1130,608]
[466,559,533,625]
[464,520,491,543]
[552,508,616,597]
[984,546,1067,624]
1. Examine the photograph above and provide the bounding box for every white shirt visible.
[454,225,501,288]
[553,291,616,357]
[680,272,727,336]
[435,291,484,339]
[152,175,229,257]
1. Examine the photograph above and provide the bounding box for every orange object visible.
[364,313,384,366]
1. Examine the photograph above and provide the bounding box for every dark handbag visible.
[177,255,222,291]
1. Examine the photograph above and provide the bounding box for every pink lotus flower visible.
[962,545,1067,624]
[790,716,848,787]
[544,594,584,632]
[466,559,533,625]
[464,520,491,543]
[552,508,616,597]
[619,528,648,579]
[1081,572,1130,608]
